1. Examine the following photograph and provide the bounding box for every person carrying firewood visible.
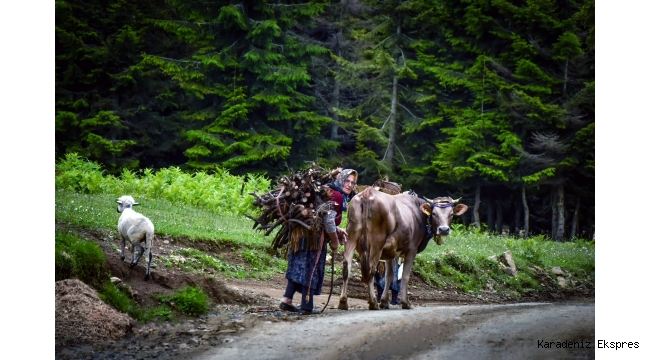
[279,168,358,315]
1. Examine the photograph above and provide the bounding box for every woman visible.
[279,169,358,315]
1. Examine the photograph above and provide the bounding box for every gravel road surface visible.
[185,302,595,360]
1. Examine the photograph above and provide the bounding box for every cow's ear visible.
[453,204,468,216]
[420,203,432,216]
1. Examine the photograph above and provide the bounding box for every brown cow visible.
[338,188,467,310]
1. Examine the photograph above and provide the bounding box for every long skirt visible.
[285,241,328,296]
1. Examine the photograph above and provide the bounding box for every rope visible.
[321,254,335,313]
[305,230,325,303]
[433,202,454,208]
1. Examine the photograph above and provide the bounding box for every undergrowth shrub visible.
[55,153,271,215]
[55,153,106,194]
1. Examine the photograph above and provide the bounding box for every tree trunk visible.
[487,200,495,233]
[473,184,481,229]
[563,58,568,97]
[513,196,521,235]
[330,75,340,140]
[551,187,557,240]
[496,201,503,235]
[555,183,565,241]
[330,19,343,141]
[385,20,400,165]
[522,184,529,238]
[570,197,580,239]
[386,74,397,163]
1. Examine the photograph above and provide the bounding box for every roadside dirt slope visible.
[55,225,594,360]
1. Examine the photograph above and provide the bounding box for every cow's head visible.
[420,197,468,245]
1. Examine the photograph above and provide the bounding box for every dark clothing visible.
[374,258,402,292]
[285,242,328,296]
[328,188,344,226]
[283,188,345,308]
[283,279,315,312]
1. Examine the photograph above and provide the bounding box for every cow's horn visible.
[452,197,462,204]
[423,196,435,204]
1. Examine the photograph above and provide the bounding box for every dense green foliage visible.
[56,0,594,239]
[56,153,271,216]
[55,231,109,287]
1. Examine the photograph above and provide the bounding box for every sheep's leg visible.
[132,244,145,267]
[144,232,153,281]
[145,251,152,280]
[120,236,126,261]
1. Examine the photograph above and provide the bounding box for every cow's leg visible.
[338,238,357,310]
[400,254,416,309]
[380,258,395,309]
[367,246,382,310]
[367,276,380,310]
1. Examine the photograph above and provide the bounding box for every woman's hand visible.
[336,227,348,245]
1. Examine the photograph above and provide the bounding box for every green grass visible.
[55,189,271,248]
[412,225,595,295]
[152,286,210,316]
[99,283,175,322]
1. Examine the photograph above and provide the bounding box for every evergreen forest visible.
[55,0,595,241]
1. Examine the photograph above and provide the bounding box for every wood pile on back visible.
[248,164,342,249]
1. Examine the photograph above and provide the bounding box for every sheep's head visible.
[116,195,139,213]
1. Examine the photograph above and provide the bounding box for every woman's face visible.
[341,174,356,195]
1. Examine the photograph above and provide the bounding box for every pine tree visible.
[56,0,189,172]
[405,0,593,236]
[332,0,421,181]
[143,0,332,174]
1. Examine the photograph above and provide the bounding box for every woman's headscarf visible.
[330,169,358,212]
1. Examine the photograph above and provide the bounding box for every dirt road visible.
[184,302,594,360]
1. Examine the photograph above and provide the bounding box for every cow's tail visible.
[359,191,373,284]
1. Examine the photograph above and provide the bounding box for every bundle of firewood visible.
[248,164,342,249]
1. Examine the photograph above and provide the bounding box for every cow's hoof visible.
[129,263,136,268]
[402,302,412,310]
[121,256,125,261]
[369,301,380,310]
[380,300,390,309]
[144,274,150,281]
[338,299,348,311]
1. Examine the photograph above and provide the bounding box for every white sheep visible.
[116,195,154,280]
